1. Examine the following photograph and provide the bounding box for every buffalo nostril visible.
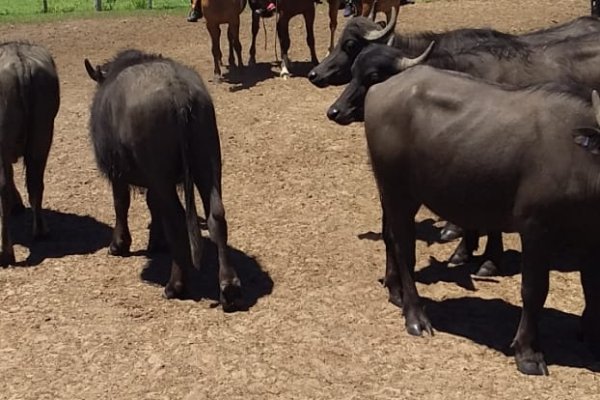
[327,108,340,120]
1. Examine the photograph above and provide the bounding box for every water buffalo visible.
[328,29,600,274]
[201,0,247,82]
[0,42,59,266]
[363,65,600,375]
[308,13,600,87]
[84,50,241,309]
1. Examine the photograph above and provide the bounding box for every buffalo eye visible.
[344,40,357,54]
[368,72,380,84]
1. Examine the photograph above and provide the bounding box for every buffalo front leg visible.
[448,229,479,265]
[382,192,431,335]
[109,179,131,256]
[227,19,243,69]
[475,231,503,276]
[511,232,550,376]
[382,208,403,308]
[277,15,292,78]
[0,159,15,266]
[303,6,319,65]
[146,189,167,254]
[580,258,600,359]
[206,22,223,81]
[249,13,260,65]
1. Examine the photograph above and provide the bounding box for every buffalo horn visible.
[362,5,397,41]
[367,0,377,20]
[394,41,435,70]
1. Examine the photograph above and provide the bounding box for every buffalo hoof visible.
[515,351,549,376]
[248,57,256,66]
[405,312,434,336]
[474,260,499,277]
[439,224,463,242]
[163,281,185,300]
[220,279,242,312]
[108,241,130,257]
[448,251,470,266]
[0,250,15,267]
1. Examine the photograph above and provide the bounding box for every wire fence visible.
[0,0,188,15]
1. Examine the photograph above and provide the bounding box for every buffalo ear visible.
[84,59,105,82]
[573,127,600,154]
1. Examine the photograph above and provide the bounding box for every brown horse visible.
[201,0,247,81]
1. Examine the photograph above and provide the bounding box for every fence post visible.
[42,0,48,12]
[148,0,152,8]
[94,0,102,11]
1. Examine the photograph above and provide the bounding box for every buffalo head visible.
[327,40,434,125]
[308,6,398,88]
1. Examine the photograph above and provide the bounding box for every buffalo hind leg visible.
[511,231,550,375]
[146,189,168,254]
[277,15,292,78]
[0,158,15,266]
[303,6,319,65]
[197,177,241,311]
[382,192,431,335]
[6,164,24,215]
[108,179,132,256]
[581,255,600,359]
[475,231,503,276]
[25,118,54,239]
[151,187,193,299]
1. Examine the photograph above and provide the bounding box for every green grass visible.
[0,0,189,18]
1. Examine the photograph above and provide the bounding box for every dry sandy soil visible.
[1,0,600,398]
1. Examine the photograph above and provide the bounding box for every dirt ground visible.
[1,0,600,398]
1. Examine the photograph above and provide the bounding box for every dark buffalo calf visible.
[0,42,59,265]
[364,65,600,375]
[84,50,241,309]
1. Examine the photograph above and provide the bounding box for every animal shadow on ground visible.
[357,218,446,246]
[424,296,600,372]
[223,62,277,91]
[8,208,112,266]
[224,61,315,92]
[416,250,522,290]
[141,237,273,311]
